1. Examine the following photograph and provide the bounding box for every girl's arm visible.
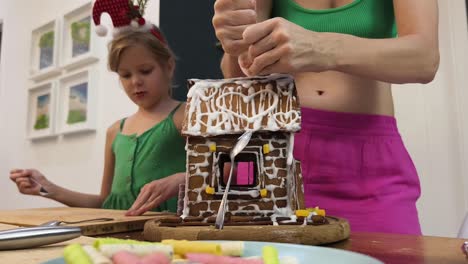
[16,122,119,208]
[241,0,439,84]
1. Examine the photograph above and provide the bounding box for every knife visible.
[30,177,49,196]
[0,226,81,250]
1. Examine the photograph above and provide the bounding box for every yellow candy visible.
[306,206,326,216]
[316,209,326,216]
[260,189,268,198]
[93,237,153,249]
[205,186,215,195]
[295,209,310,217]
[262,246,279,264]
[162,239,222,257]
[63,244,92,264]
[263,144,270,154]
[209,143,216,152]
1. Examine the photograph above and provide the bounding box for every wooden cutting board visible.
[144,216,350,245]
[0,223,95,264]
[0,207,173,236]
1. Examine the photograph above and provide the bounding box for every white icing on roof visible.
[183,74,301,136]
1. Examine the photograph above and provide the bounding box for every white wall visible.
[0,0,158,208]
[392,0,468,237]
[0,0,467,237]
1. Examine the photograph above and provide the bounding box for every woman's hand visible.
[212,0,257,56]
[9,169,51,196]
[126,173,185,216]
[239,17,338,76]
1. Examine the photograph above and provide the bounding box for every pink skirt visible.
[294,107,422,235]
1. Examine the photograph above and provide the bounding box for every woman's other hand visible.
[126,172,185,216]
[239,17,337,76]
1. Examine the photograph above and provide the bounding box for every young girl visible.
[213,0,439,235]
[10,4,186,216]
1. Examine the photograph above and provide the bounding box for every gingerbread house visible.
[180,74,306,220]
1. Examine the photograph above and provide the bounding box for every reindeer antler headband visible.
[92,0,166,44]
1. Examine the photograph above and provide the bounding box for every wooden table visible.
[105,230,468,263]
[1,208,467,263]
[0,207,172,236]
[327,232,468,264]
[1,230,465,264]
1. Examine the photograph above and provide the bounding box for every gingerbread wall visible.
[183,132,303,218]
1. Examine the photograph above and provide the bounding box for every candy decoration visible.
[162,239,222,257]
[172,254,183,260]
[220,241,244,256]
[263,144,270,154]
[206,185,215,195]
[307,206,326,216]
[186,253,263,264]
[262,246,279,264]
[62,240,301,264]
[140,252,171,264]
[295,209,310,217]
[99,244,173,258]
[112,251,140,264]
[93,238,154,248]
[64,244,93,264]
[316,208,326,216]
[209,143,217,152]
[260,189,268,198]
[82,245,111,264]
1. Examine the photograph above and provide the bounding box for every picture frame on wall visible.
[56,69,97,135]
[61,1,98,71]
[30,19,61,82]
[27,81,57,140]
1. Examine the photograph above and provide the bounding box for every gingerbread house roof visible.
[182,74,301,137]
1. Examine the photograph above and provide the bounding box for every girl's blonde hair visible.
[108,29,174,73]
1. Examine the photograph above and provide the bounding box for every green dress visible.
[102,104,186,212]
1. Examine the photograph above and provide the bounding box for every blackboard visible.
[160,0,224,101]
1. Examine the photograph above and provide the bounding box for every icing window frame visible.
[218,152,259,190]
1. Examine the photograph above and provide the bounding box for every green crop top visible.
[102,103,186,212]
[272,0,397,38]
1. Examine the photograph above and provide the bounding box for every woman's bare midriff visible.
[288,0,395,116]
[294,71,395,116]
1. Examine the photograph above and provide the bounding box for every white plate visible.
[42,240,383,264]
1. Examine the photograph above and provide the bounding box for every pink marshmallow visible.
[141,252,171,264]
[186,253,263,264]
[112,251,140,264]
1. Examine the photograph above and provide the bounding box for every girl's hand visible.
[9,169,51,196]
[126,173,185,216]
[212,0,257,56]
[239,17,337,76]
